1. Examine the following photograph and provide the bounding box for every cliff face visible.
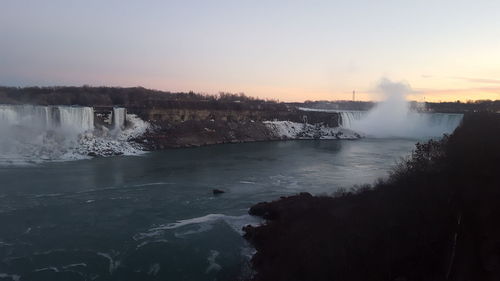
[129,107,340,127]
[137,120,274,149]
[130,107,344,149]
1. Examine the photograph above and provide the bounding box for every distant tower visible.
[352,90,355,102]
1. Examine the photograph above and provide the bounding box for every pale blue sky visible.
[1,0,500,101]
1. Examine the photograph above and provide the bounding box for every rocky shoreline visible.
[135,119,360,150]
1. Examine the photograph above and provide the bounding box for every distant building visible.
[412,101,427,112]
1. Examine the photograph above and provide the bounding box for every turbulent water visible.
[0,139,419,281]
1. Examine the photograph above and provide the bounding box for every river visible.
[0,138,419,281]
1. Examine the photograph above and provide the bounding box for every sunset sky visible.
[1,0,500,102]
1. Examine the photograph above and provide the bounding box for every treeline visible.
[290,100,375,111]
[425,100,500,113]
[0,86,287,112]
[3,86,498,113]
[293,100,500,113]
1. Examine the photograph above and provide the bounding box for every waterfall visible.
[0,105,95,163]
[423,113,463,136]
[0,105,94,132]
[59,106,94,132]
[298,106,462,138]
[338,110,463,138]
[339,111,366,128]
[112,107,126,131]
[334,79,465,138]
[1,105,58,129]
[0,104,149,164]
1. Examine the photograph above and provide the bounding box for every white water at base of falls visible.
[0,105,149,165]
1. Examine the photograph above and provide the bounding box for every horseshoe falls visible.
[339,111,463,138]
[337,79,463,138]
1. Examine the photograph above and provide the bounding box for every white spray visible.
[344,78,462,138]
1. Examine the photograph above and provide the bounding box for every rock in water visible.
[212,189,225,195]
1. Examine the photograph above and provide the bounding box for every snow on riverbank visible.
[264,121,361,140]
[72,114,150,158]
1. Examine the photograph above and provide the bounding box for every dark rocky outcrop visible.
[212,189,225,195]
[135,119,277,149]
[128,104,343,149]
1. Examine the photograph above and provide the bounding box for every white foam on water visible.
[205,250,222,273]
[147,263,161,276]
[35,267,59,273]
[239,181,256,184]
[0,241,14,247]
[33,193,64,198]
[97,252,121,274]
[132,182,174,187]
[174,223,215,238]
[62,263,87,269]
[134,214,264,240]
[33,248,68,256]
[0,273,21,281]
[136,239,169,249]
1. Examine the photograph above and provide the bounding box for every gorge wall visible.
[128,107,346,149]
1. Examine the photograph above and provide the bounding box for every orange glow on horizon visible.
[102,76,500,103]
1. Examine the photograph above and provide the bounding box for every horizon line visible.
[1,84,499,104]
